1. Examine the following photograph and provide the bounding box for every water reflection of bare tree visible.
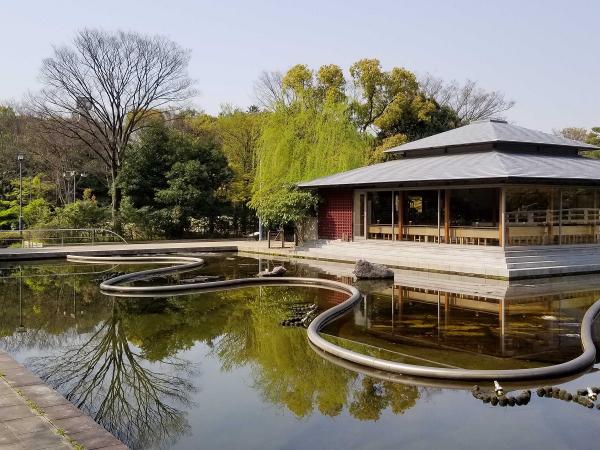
[28,298,195,450]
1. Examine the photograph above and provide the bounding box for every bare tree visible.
[30,29,197,226]
[253,70,292,110]
[419,73,515,123]
[555,127,589,143]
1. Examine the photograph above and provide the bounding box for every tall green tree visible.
[349,58,460,161]
[118,120,232,238]
[214,105,263,234]
[251,67,370,227]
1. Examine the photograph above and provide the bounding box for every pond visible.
[1,253,600,450]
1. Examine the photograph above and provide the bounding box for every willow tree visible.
[30,29,196,227]
[251,64,369,227]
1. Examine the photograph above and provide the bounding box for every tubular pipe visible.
[68,254,600,382]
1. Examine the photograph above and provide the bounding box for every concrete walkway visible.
[0,351,127,450]
[5,237,600,278]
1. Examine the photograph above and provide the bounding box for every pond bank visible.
[0,350,128,449]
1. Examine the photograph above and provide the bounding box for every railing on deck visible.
[506,208,600,226]
[505,208,600,246]
[0,228,128,248]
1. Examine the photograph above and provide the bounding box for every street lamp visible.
[17,154,24,232]
[75,172,87,202]
[63,171,76,204]
[64,171,88,203]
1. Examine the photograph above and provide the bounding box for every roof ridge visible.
[385,120,598,153]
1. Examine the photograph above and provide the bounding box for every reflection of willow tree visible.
[28,298,194,450]
[213,286,421,419]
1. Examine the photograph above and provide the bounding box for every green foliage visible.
[252,94,369,225]
[349,58,460,145]
[184,106,263,234]
[561,126,600,159]
[0,175,55,229]
[23,198,52,227]
[588,127,600,147]
[118,121,232,238]
[585,127,600,158]
[37,190,110,229]
[249,188,318,229]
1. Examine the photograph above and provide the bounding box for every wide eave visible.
[298,151,600,189]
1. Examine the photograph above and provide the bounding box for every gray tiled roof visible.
[386,119,598,152]
[298,151,600,188]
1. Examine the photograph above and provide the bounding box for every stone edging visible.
[0,350,128,449]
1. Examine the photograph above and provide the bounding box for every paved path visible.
[0,351,127,450]
[0,239,297,261]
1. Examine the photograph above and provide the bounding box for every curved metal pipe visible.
[68,254,600,382]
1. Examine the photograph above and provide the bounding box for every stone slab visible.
[0,350,129,450]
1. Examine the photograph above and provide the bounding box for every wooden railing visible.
[367,224,499,245]
[505,208,600,246]
[506,208,600,225]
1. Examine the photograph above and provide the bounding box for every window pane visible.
[404,190,438,225]
[368,191,393,225]
[450,188,499,227]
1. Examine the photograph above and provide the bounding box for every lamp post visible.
[74,172,87,202]
[63,171,87,203]
[62,171,75,204]
[17,154,24,232]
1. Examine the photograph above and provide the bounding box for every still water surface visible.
[1,254,600,450]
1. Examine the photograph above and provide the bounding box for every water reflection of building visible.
[303,260,600,368]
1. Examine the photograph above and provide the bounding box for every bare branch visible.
[253,71,291,111]
[28,29,197,221]
[419,73,515,123]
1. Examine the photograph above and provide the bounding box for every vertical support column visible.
[444,189,451,244]
[499,187,506,247]
[549,189,555,245]
[437,189,441,244]
[364,193,369,240]
[398,191,404,241]
[559,189,563,245]
[391,191,395,242]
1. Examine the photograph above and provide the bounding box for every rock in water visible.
[258,266,287,277]
[353,260,394,280]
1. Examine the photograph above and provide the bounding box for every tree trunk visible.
[110,165,122,231]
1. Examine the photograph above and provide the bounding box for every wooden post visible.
[391,191,395,241]
[444,189,450,244]
[499,187,506,247]
[559,190,563,245]
[398,191,404,240]
[437,189,441,244]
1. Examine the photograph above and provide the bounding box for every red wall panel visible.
[318,189,353,240]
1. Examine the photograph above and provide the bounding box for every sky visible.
[1,0,598,133]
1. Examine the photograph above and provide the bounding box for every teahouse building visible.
[300,119,600,248]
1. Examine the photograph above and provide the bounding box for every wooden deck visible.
[294,239,600,279]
